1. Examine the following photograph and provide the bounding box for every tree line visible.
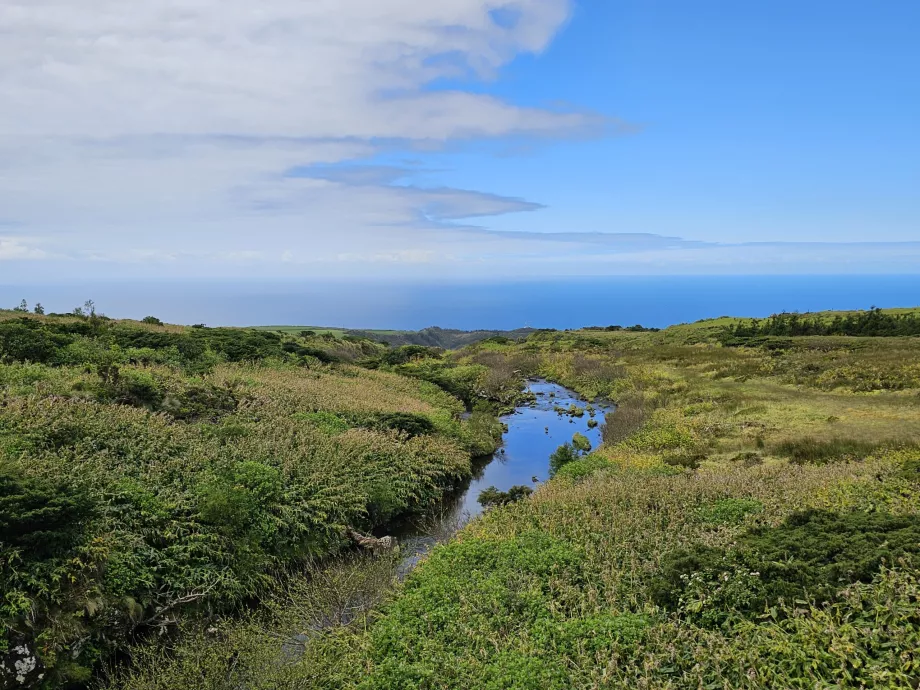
[723,307,920,339]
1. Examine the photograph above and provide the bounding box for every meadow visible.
[3,307,920,688]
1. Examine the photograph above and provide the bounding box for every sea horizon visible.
[4,274,919,331]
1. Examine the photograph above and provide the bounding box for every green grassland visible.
[4,306,920,688]
[108,309,920,690]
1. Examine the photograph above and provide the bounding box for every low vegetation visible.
[0,307,510,687]
[5,305,920,688]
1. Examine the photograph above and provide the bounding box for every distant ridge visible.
[344,326,538,349]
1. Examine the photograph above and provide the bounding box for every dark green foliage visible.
[662,450,705,470]
[347,326,535,350]
[282,340,340,363]
[723,307,920,340]
[381,345,440,366]
[161,384,238,421]
[697,498,763,525]
[197,461,283,541]
[773,437,888,464]
[652,509,920,625]
[0,319,63,363]
[549,443,579,476]
[0,467,95,559]
[731,450,763,466]
[141,316,163,325]
[571,432,591,452]
[584,324,660,332]
[477,484,533,508]
[896,457,920,482]
[371,412,434,438]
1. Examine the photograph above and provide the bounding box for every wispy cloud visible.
[0,0,613,276]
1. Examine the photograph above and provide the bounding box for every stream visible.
[391,380,613,574]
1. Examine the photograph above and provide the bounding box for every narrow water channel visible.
[392,380,613,573]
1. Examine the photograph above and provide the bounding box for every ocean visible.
[3,275,919,330]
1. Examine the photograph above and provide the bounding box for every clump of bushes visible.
[571,432,592,452]
[773,437,890,464]
[477,485,533,508]
[0,467,95,559]
[371,412,435,438]
[652,509,920,626]
[549,443,581,477]
[697,497,763,525]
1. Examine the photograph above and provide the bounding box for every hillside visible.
[4,306,920,688]
[345,325,538,349]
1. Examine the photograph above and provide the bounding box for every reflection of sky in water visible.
[459,380,611,515]
[394,380,613,576]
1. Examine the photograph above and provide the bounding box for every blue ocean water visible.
[3,275,919,330]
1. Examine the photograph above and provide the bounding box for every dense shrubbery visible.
[477,484,533,508]
[0,311,493,687]
[100,313,920,690]
[723,307,920,340]
[652,509,920,625]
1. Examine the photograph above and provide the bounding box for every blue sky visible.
[2,0,918,281]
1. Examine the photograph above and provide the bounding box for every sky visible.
[2,0,919,282]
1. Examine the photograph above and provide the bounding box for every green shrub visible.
[477,485,533,508]
[697,497,763,525]
[549,443,579,477]
[773,437,885,464]
[731,450,763,467]
[662,450,705,470]
[0,466,95,559]
[896,456,920,482]
[295,411,351,434]
[571,432,591,452]
[371,412,434,438]
[652,509,920,625]
[0,320,61,363]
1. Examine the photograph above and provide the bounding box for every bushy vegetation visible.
[0,309,506,687]
[123,308,917,690]
[7,305,920,689]
[477,485,534,508]
[723,307,920,340]
[652,509,920,626]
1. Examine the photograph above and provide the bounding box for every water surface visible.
[393,380,612,573]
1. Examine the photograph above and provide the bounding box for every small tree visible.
[549,443,580,477]
[141,316,163,325]
[13,299,27,312]
[33,303,45,315]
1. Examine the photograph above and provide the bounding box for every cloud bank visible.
[1,0,915,278]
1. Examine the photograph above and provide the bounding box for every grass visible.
[107,317,920,689]
[6,307,920,688]
[0,313,509,687]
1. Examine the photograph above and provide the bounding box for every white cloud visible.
[0,0,613,275]
[0,0,580,140]
[0,237,48,260]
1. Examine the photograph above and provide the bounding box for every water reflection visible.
[391,380,613,575]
